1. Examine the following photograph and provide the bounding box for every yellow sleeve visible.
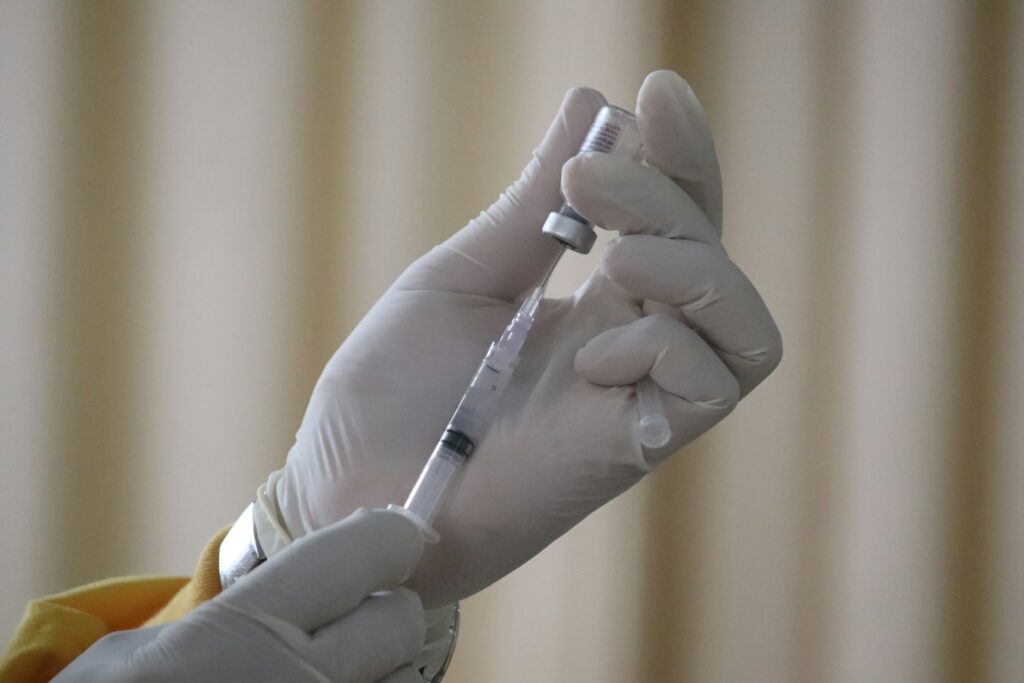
[0,528,228,683]
[142,527,228,627]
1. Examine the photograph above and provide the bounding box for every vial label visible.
[581,122,622,155]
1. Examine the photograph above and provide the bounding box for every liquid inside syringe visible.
[390,284,546,541]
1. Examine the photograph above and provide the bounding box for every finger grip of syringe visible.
[636,376,671,449]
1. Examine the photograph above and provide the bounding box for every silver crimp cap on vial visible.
[541,210,597,254]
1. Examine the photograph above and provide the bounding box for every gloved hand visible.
[270,70,782,608]
[56,509,427,683]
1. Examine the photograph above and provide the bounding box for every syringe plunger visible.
[636,376,671,449]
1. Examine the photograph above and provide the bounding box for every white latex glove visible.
[272,70,782,608]
[55,509,427,683]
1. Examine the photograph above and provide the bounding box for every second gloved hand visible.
[271,71,782,608]
[55,510,426,683]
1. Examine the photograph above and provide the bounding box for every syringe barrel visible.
[403,356,505,528]
[404,441,466,527]
[397,289,542,539]
[542,105,644,254]
[448,343,517,437]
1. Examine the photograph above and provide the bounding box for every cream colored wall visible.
[1,2,1021,681]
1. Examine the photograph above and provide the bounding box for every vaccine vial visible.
[541,105,644,254]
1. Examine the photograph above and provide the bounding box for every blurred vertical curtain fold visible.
[1,1,1021,682]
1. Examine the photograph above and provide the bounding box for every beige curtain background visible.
[2,1,1021,681]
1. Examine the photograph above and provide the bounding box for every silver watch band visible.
[422,603,459,682]
[218,502,266,589]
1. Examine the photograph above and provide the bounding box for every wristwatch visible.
[422,603,459,683]
[218,503,266,589]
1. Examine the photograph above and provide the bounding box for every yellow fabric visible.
[0,528,227,683]
[142,527,228,628]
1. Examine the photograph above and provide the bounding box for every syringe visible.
[391,282,548,541]
[392,105,673,541]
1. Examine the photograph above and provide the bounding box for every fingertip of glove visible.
[563,85,607,111]
[572,343,594,376]
[528,87,606,192]
[638,70,699,116]
[573,332,613,380]
[560,153,591,205]
[390,586,426,631]
[601,234,644,285]
[642,70,695,93]
[348,508,426,568]
[375,507,426,545]
[560,151,625,214]
[554,87,606,144]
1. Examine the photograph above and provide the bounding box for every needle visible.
[537,244,566,292]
